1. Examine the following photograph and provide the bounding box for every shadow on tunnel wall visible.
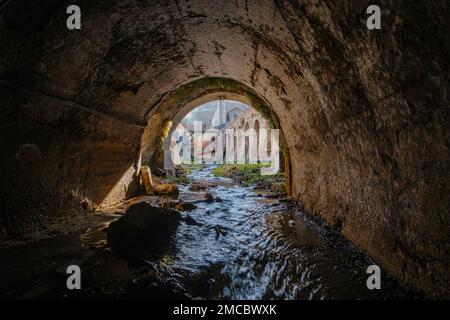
[0,86,143,240]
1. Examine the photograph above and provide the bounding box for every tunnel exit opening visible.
[164,99,284,188]
[139,78,292,197]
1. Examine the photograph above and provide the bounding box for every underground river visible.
[0,166,417,299]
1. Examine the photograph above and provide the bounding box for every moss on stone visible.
[213,163,284,186]
[169,77,276,128]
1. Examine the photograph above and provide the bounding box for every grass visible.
[165,175,189,184]
[165,163,285,194]
[213,163,284,187]
[182,164,206,175]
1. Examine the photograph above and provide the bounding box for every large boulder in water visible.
[107,202,181,257]
[175,202,197,211]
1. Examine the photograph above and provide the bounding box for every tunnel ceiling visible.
[1,0,450,297]
[2,0,449,156]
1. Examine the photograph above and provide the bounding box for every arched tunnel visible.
[0,0,449,299]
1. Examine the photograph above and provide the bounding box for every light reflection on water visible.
[0,166,416,299]
[147,166,412,300]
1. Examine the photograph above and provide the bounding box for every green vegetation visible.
[166,164,206,184]
[165,175,188,184]
[213,163,266,184]
[183,164,205,175]
[213,163,285,190]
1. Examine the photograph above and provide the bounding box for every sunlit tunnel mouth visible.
[141,80,294,197]
[164,99,280,175]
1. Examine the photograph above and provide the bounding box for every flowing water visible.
[141,166,414,300]
[0,166,416,299]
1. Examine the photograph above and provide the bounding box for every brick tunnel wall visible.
[0,0,449,297]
